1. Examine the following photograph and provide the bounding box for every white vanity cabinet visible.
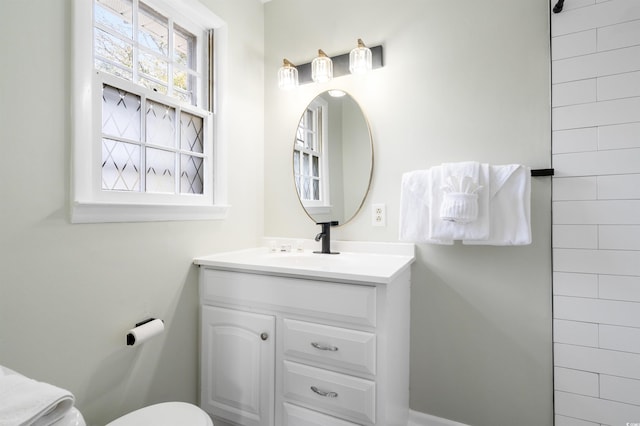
[195,245,413,426]
[200,305,275,426]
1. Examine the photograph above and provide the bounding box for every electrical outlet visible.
[372,203,386,227]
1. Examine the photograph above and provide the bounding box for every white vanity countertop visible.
[194,240,415,284]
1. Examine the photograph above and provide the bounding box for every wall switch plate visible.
[372,203,386,227]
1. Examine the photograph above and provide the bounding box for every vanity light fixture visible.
[277,40,383,90]
[311,49,333,83]
[277,58,299,90]
[349,39,373,75]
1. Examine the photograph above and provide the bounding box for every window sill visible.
[71,202,230,224]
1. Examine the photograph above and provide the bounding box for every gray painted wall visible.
[0,0,264,425]
[264,1,553,425]
[0,1,552,425]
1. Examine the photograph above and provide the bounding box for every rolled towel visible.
[0,369,75,426]
[440,191,479,223]
[439,174,483,223]
[430,162,490,241]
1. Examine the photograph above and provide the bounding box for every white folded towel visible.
[399,169,453,244]
[429,162,490,241]
[399,163,532,246]
[0,367,75,426]
[463,164,531,246]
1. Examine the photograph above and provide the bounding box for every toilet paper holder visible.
[126,318,165,346]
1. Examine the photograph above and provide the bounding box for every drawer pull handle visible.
[310,342,339,352]
[310,386,338,398]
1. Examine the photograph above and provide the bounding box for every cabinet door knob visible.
[310,386,338,398]
[260,332,269,341]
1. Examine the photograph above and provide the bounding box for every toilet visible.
[56,402,213,426]
[0,365,212,426]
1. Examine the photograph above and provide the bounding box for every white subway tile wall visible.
[552,0,640,424]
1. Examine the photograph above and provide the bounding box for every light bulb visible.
[311,49,333,83]
[277,59,298,90]
[349,39,372,75]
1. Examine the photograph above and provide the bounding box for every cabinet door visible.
[201,305,275,426]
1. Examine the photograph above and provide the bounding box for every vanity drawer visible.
[282,360,375,424]
[201,269,377,327]
[283,402,362,426]
[283,319,376,376]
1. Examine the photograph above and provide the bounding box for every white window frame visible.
[294,98,331,216]
[71,0,229,223]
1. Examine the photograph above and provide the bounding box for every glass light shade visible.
[349,42,372,75]
[311,50,333,83]
[278,60,299,90]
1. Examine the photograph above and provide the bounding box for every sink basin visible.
[194,243,415,284]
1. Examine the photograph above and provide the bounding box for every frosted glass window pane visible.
[293,151,300,175]
[95,0,133,39]
[138,4,168,56]
[303,153,309,175]
[181,155,203,194]
[180,111,203,153]
[146,148,175,193]
[102,139,140,191]
[312,156,319,177]
[312,179,319,200]
[302,178,310,199]
[146,100,175,147]
[102,85,141,140]
[90,0,214,205]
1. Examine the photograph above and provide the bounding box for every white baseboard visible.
[408,410,471,426]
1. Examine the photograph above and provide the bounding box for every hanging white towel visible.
[429,162,490,241]
[399,163,532,246]
[399,169,453,244]
[463,164,531,246]
[0,366,75,426]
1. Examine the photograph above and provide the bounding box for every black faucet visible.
[314,221,339,254]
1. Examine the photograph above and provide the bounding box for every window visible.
[71,0,228,223]
[294,98,330,214]
[94,0,202,105]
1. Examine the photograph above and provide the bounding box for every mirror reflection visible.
[293,90,373,225]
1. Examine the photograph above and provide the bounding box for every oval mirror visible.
[293,90,373,225]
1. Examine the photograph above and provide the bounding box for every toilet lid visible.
[106,402,213,426]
